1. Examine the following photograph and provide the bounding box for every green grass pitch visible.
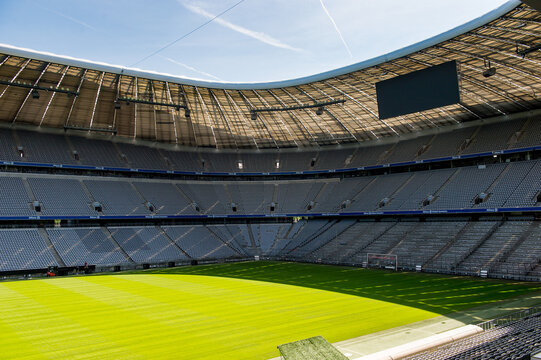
[1,261,540,359]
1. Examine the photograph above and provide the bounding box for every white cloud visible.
[32,1,96,31]
[180,1,304,53]
[319,0,352,58]
[161,56,223,81]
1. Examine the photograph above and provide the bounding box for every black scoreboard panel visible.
[376,60,460,120]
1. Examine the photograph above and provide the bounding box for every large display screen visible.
[376,60,460,120]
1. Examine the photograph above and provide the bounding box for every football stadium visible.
[1,1,541,359]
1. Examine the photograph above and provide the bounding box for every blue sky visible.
[0,0,509,83]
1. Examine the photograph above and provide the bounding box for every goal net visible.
[366,253,397,271]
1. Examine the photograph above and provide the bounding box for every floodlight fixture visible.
[516,43,541,58]
[250,99,344,118]
[483,67,496,77]
[482,59,496,78]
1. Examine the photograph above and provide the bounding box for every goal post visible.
[366,253,398,271]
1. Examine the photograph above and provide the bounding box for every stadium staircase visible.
[39,227,66,267]
[280,221,308,251]
[454,220,503,271]
[306,220,359,257]
[281,221,331,254]
[427,168,461,206]
[423,221,471,269]
[101,226,135,264]
[308,221,359,262]
[386,174,416,207]
[527,263,541,278]
[205,226,247,257]
[156,226,192,259]
[487,221,539,272]
[63,135,79,164]
[457,126,481,154]
[309,182,330,212]
[482,163,513,199]
[129,182,149,211]
[508,117,533,148]
[264,223,302,256]
[22,177,37,208]
[378,143,397,163]
[244,225,260,255]
[79,180,97,203]
[287,220,337,255]
[417,135,436,157]
[348,221,400,260]
[344,222,393,263]
[348,177,380,210]
[380,222,419,255]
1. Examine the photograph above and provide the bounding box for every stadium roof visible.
[1,1,540,149]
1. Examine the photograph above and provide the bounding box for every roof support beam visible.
[522,1,541,12]
[268,89,318,145]
[252,89,298,147]
[483,24,541,38]
[410,52,527,112]
[295,87,338,143]
[89,71,105,129]
[468,32,534,49]
[251,98,345,113]
[459,85,507,115]
[335,76,399,136]
[40,65,70,126]
[149,80,158,141]
[115,97,186,109]
[238,91,278,148]
[222,89,259,149]
[462,73,529,110]
[0,55,10,68]
[111,74,121,134]
[208,89,238,149]
[194,86,218,148]
[499,16,541,26]
[134,77,139,138]
[179,84,198,146]
[65,69,87,127]
[414,52,534,95]
[457,103,483,119]
[280,88,324,139]
[307,83,360,142]
[12,62,50,124]
[432,45,541,84]
[321,81,379,140]
[448,38,541,67]
[0,58,30,100]
[165,82,179,143]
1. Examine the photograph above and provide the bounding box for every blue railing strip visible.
[0,145,539,177]
[1,206,538,221]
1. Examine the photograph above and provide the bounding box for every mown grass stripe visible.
[0,261,539,359]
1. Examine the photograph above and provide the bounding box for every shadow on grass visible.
[120,260,541,321]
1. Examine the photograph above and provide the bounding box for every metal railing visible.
[275,254,541,282]
[477,306,541,331]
